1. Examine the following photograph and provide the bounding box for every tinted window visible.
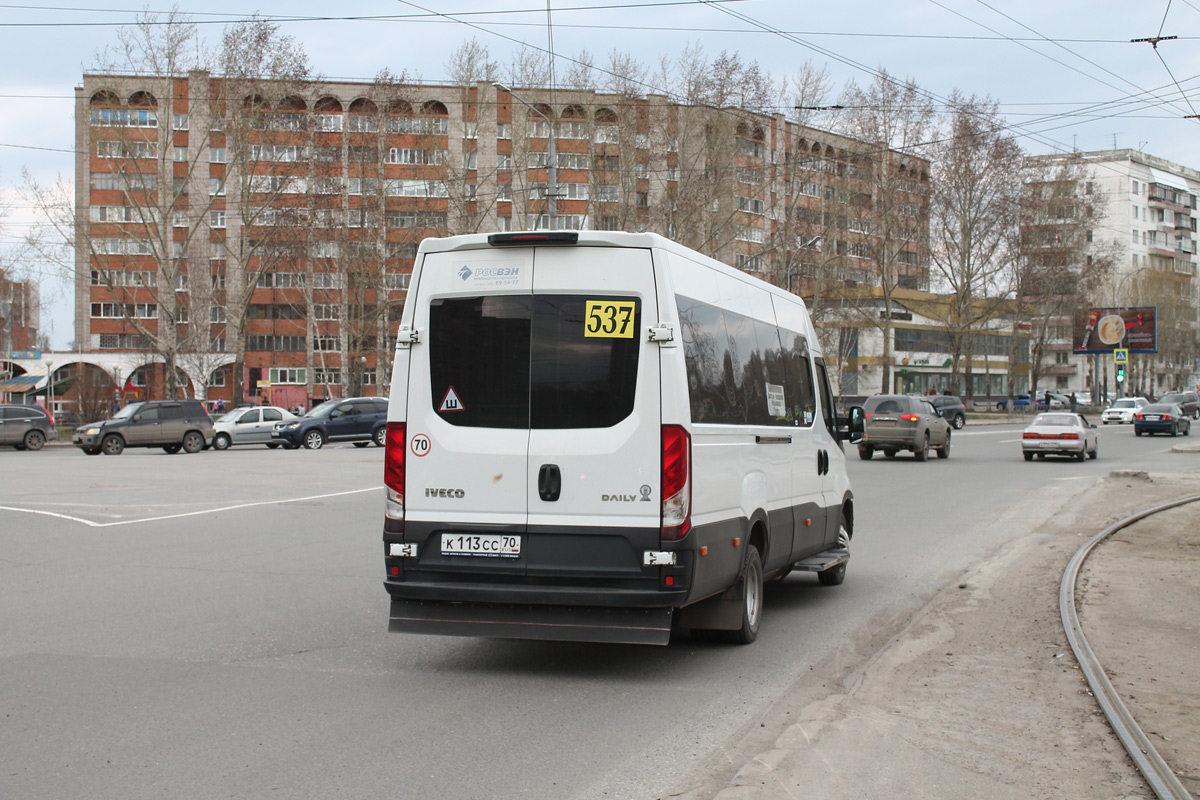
[779,330,816,427]
[159,404,184,420]
[262,409,282,422]
[677,296,812,427]
[815,360,836,433]
[238,410,259,423]
[352,401,379,416]
[136,406,160,421]
[430,295,531,428]
[429,294,640,429]
[530,295,641,429]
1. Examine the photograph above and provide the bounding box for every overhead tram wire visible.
[695,0,1200,192]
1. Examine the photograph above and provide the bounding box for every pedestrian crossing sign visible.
[1113,348,1128,364]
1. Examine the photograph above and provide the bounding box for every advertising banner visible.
[1073,306,1157,354]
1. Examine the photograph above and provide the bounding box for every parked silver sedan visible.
[1021,412,1098,462]
[212,405,299,450]
[859,394,952,461]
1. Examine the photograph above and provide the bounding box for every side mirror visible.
[838,406,865,443]
[131,414,141,422]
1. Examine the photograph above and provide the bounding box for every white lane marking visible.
[0,487,381,528]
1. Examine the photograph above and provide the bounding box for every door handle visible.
[538,464,562,502]
[816,449,828,475]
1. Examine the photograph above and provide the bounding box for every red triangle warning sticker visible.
[439,386,465,413]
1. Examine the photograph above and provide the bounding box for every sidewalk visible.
[683,468,1200,800]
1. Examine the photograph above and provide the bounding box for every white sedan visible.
[1022,412,1099,462]
[1101,397,1149,424]
[212,405,299,450]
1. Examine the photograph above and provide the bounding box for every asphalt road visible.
[0,422,1192,800]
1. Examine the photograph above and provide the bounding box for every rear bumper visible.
[387,597,674,645]
[383,576,688,608]
[1022,440,1085,455]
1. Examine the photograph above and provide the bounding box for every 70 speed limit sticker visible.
[410,433,432,457]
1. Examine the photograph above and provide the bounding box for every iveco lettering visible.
[381,231,864,645]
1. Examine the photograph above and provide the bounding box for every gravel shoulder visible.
[675,470,1200,800]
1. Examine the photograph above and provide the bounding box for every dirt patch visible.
[677,473,1200,800]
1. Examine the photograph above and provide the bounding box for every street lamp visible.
[494,82,559,227]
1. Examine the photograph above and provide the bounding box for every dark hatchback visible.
[1133,403,1192,437]
[271,397,388,450]
[929,395,967,429]
[1159,391,1199,419]
[73,399,215,455]
[0,404,56,450]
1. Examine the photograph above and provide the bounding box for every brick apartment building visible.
[74,71,931,407]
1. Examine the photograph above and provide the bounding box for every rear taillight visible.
[900,414,919,422]
[1135,414,1143,420]
[1022,432,1039,439]
[1061,433,1079,440]
[661,425,691,541]
[383,422,406,528]
[1162,414,1172,420]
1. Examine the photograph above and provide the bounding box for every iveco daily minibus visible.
[382,231,862,645]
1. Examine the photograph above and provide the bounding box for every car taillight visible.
[1135,414,1143,420]
[1162,414,1172,420]
[661,425,691,541]
[383,422,405,529]
[864,413,872,419]
[1023,432,1039,439]
[1061,433,1079,440]
[901,414,919,422]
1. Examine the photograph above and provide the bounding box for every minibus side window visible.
[815,358,837,434]
[678,297,735,424]
[754,319,791,427]
[780,330,816,427]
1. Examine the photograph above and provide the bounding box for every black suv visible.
[271,397,388,450]
[929,395,967,429]
[1159,391,1199,419]
[0,404,56,451]
[73,399,215,455]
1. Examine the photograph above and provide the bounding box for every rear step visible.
[389,599,674,645]
[791,546,849,573]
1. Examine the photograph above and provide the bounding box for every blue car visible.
[1133,403,1192,437]
[271,397,389,450]
[996,394,1031,411]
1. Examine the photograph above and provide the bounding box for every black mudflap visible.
[389,599,674,646]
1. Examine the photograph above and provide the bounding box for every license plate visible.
[1146,415,1160,420]
[441,533,521,558]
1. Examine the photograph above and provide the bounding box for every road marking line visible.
[0,487,381,528]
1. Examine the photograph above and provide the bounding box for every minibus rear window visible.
[428,294,640,429]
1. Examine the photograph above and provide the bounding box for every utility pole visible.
[494,83,561,227]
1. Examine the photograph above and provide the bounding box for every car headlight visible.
[280,422,301,430]
[84,426,100,435]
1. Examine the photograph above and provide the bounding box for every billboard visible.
[1073,306,1157,354]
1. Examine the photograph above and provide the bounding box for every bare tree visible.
[1007,156,1117,402]
[830,69,936,393]
[212,16,314,404]
[928,91,1023,399]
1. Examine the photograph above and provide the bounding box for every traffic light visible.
[1116,364,1126,383]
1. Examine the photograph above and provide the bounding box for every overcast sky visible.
[3,0,1199,349]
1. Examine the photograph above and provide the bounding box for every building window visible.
[313,336,340,353]
[209,146,226,163]
[210,210,225,229]
[314,369,342,384]
[268,367,306,384]
[173,113,188,131]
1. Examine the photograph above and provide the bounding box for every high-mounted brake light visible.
[383,422,406,529]
[488,232,579,246]
[661,425,691,541]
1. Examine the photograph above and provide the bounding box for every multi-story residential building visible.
[1026,150,1199,399]
[0,267,40,354]
[73,71,930,407]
